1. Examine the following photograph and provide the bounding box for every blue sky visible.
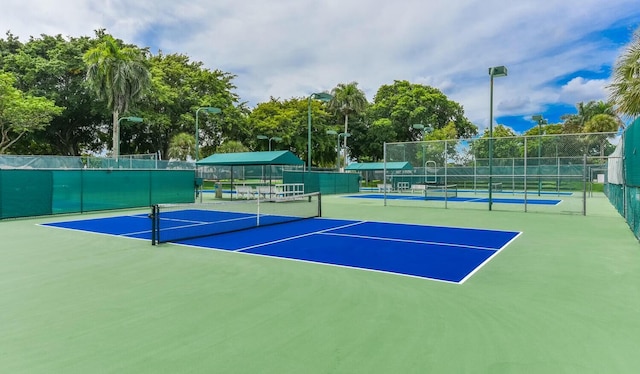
[2,0,640,134]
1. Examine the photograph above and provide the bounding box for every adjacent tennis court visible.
[42,199,521,283]
[349,193,562,205]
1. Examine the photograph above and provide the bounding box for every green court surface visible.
[2,193,640,373]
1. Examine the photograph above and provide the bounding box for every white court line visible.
[458,231,523,284]
[319,232,499,251]
[234,220,367,252]
[41,216,522,285]
[158,215,255,234]
[463,197,487,203]
[170,241,461,285]
[38,223,150,242]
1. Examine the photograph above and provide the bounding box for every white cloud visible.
[498,97,531,112]
[1,0,639,133]
[559,77,608,103]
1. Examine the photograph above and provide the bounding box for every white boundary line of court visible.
[318,232,498,251]
[37,222,151,243]
[458,231,523,284]
[233,221,367,252]
[227,219,522,284]
[39,214,523,285]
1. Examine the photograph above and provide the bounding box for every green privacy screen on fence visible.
[283,171,360,194]
[0,170,54,218]
[0,169,195,219]
[624,120,640,187]
[605,117,640,240]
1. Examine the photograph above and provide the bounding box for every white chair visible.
[377,184,392,192]
[256,186,274,199]
[411,184,426,194]
[235,185,254,199]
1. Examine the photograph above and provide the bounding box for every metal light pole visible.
[532,114,547,196]
[338,132,351,171]
[195,107,221,161]
[326,130,350,170]
[257,135,282,151]
[307,92,333,171]
[488,66,508,211]
[326,130,338,170]
[116,116,143,161]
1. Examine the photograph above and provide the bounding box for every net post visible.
[256,194,260,226]
[317,192,322,217]
[444,184,448,209]
[151,205,157,246]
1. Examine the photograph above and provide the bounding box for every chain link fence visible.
[0,154,194,170]
[382,132,618,215]
[604,118,640,240]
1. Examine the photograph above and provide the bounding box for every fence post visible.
[524,137,528,213]
[583,154,587,216]
[444,140,448,209]
[383,143,387,207]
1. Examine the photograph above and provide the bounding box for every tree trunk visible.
[342,114,349,169]
[112,110,119,160]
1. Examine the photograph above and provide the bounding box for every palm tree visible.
[83,35,151,159]
[562,100,623,133]
[329,82,367,165]
[609,27,640,119]
[168,132,195,160]
[584,113,619,157]
[217,140,249,154]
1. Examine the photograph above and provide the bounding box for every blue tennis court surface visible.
[42,213,521,284]
[349,194,562,205]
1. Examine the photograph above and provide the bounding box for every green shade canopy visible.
[345,162,413,171]
[196,151,304,166]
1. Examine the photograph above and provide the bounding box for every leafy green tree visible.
[522,122,570,159]
[471,125,522,160]
[561,100,620,133]
[138,52,247,159]
[609,27,640,119]
[0,72,63,153]
[349,80,472,163]
[0,32,22,58]
[248,97,335,166]
[83,34,151,159]
[329,82,368,162]
[427,121,458,140]
[368,80,476,142]
[355,118,396,162]
[584,113,619,133]
[584,113,619,157]
[0,32,107,155]
[167,132,195,160]
[248,97,296,151]
[216,140,248,153]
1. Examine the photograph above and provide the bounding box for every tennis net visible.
[151,192,321,245]
[424,184,457,199]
